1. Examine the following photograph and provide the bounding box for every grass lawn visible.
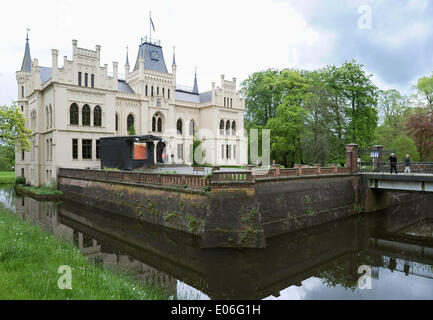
[0,206,167,300]
[0,172,14,184]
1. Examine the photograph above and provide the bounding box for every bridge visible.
[346,144,433,193]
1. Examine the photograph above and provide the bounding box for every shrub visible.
[15,176,26,185]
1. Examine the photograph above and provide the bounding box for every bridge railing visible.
[359,162,433,174]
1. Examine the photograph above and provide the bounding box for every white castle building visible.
[15,33,248,186]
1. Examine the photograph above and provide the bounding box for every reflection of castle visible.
[14,194,177,298]
[72,231,177,297]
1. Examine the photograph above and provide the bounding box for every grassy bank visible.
[0,206,167,300]
[0,172,14,184]
[15,184,63,196]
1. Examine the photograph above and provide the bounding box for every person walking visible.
[389,153,398,174]
[404,154,411,174]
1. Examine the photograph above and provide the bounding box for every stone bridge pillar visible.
[346,144,359,174]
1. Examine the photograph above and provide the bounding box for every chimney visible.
[72,39,78,56]
[51,49,58,80]
[113,62,118,88]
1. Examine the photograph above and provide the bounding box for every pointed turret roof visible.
[192,68,198,94]
[20,30,32,72]
[172,46,176,66]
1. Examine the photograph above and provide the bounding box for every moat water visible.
[1,185,433,300]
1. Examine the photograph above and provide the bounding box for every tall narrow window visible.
[115,113,119,132]
[93,106,102,126]
[168,89,170,99]
[224,97,226,107]
[177,119,183,135]
[152,117,156,132]
[91,74,95,88]
[177,144,184,160]
[162,88,165,98]
[70,103,79,125]
[82,105,90,126]
[233,145,236,160]
[21,105,24,112]
[78,72,82,86]
[226,120,230,135]
[82,139,92,159]
[221,144,225,159]
[145,85,148,96]
[127,114,134,132]
[72,139,78,159]
[21,151,25,161]
[219,120,224,135]
[96,140,100,159]
[151,86,154,97]
[84,73,88,87]
[21,86,24,98]
[189,120,195,136]
[157,117,162,132]
[226,145,231,159]
[232,121,236,135]
[157,87,159,96]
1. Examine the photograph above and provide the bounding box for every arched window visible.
[94,106,102,126]
[70,103,79,125]
[152,117,156,132]
[232,121,236,135]
[177,119,183,135]
[82,105,90,126]
[226,120,230,135]
[162,88,165,98]
[219,120,224,135]
[49,105,53,128]
[127,114,135,132]
[45,106,49,129]
[168,89,170,99]
[157,117,162,132]
[157,87,159,96]
[151,86,154,97]
[115,113,119,132]
[145,85,148,96]
[21,86,24,98]
[189,120,195,136]
[224,97,226,107]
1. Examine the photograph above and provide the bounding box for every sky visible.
[1,0,432,105]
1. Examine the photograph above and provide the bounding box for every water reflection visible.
[1,185,433,300]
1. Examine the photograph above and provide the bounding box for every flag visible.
[150,16,155,32]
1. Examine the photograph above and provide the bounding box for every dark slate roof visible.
[40,67,52,84]
[175,89,213,104]
[118,80,135,93]
[21,39,32,72]
[199,91,212,103]
[175,90,200,103]
[134,42,168,73]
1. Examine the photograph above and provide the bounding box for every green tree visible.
[0,103,33,152]
[265,69,309,167]
[334,60,379,147]
[390,135,419,162]
[0,145,15,171]
[416,74,433,105]
[128,125,136,135]
[242,69,281,127]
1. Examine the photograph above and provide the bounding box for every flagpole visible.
[149,11,152,43]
